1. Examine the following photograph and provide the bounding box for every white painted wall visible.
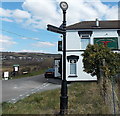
[66,52,97,81]
[66,32,80,50]
[54,59,61,78]
[65,29,119,81]
[67,29,119,50]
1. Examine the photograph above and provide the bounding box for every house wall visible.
[66,52,97,81]
[66,29,119,50]
[65,29,119,81]
[66,32,80,50]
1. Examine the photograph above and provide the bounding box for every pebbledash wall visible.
[63,20,120,81]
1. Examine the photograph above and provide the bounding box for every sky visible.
[0,0,119,53]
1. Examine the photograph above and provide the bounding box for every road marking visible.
[43,83,50,87]
[7,82,51,103]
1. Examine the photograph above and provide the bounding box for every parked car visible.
[44,68,55,78]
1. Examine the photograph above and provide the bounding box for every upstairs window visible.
[81,34,90,50]
[78,31,92,50]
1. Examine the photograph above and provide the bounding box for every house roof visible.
[66,20,120,30]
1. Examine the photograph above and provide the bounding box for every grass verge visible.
[2,82,109,114]
[10,69,46,79]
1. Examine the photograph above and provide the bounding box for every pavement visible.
[2,74,62,103]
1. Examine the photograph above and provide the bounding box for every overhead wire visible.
[0,28,58,44]
[0,28,41,41]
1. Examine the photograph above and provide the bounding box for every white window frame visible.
[81,34,90,50]
[69,59,77,76]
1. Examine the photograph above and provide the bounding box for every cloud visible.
[0,8,12,17]
[22,0,61,29]
[0,47,5,51]
[22,0,118,29]
[1,0,118,29]
[21,37,40,41]
[0,7,31,23]
[105,5,118,20]
[0,17,13,22]
[0,34,17,51]
[32,41,56,48]
[12,9,31,19]
[18,49,45,53]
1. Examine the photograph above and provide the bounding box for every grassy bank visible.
[11,69,47,79]
[2,82,109,114]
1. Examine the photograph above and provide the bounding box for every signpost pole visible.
[59,2,68,115]
[47,1,68,114]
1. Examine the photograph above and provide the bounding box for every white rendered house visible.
[60,19,120,81]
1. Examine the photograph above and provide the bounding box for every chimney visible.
[96,18,99,27]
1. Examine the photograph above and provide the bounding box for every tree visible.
[82,44,120,112]
[82,44,120,80]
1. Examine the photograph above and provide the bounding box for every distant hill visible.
[1,52,61,72]
[1,52,61,59]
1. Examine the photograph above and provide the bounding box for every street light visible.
[59,1,68,115]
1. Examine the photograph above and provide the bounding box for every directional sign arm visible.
[47,24,65,34]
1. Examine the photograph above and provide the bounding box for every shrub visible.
[82,44,120,80]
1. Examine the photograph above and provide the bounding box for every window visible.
[70,59,77,76]
[78,32,92,50]
[81,36,90,50]
[67,55,79,77]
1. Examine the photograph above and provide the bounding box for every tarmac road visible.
[2,74,61,103]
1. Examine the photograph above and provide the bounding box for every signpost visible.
[4,72,9,80]
[13,64,19,76]
[47,1,68,115]
[13,64,19,72]
[47,25,65,34]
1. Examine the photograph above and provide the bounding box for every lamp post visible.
[59,1,68,115]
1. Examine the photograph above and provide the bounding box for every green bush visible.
[82,44,120,80]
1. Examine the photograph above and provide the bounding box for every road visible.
[2,74,61,103]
